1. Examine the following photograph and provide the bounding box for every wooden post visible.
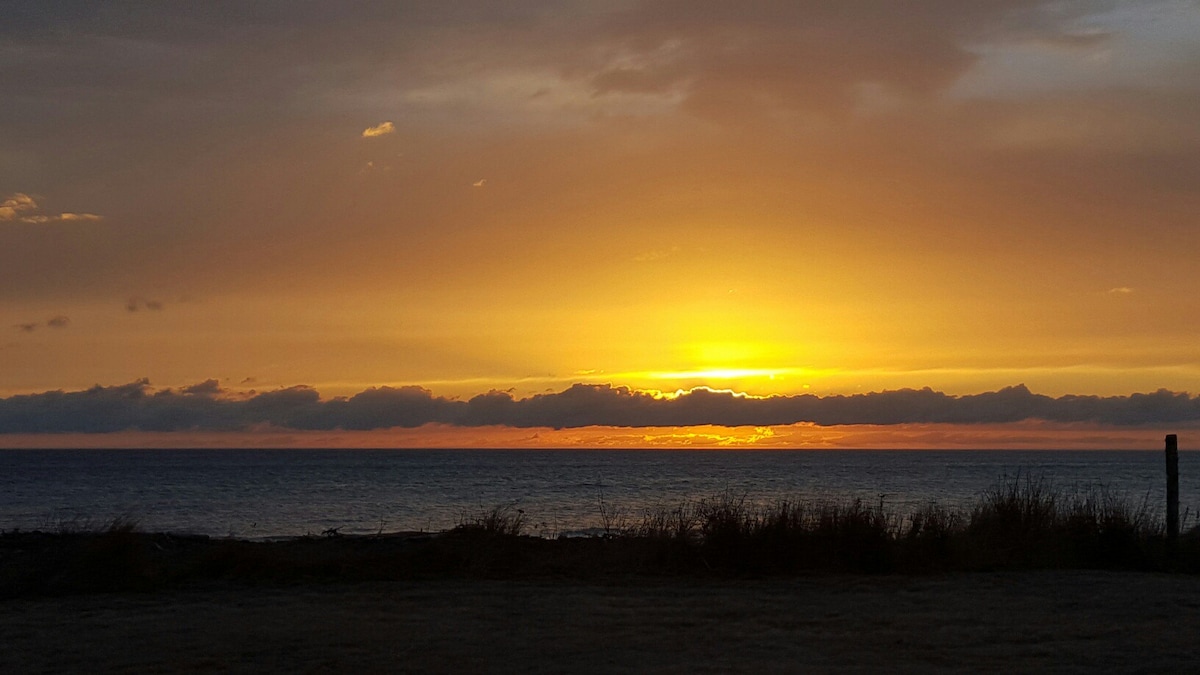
[1166,434,1179,545]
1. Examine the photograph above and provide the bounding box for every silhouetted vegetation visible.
[3,476,1198,597]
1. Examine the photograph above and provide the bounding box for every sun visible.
[641,367,785,381]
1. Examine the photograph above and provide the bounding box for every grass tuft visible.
[452,503,526,537]
[2,474,1198,597]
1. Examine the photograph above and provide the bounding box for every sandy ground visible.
[2,571,1199,673]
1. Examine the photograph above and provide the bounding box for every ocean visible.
[1,449,1196,539]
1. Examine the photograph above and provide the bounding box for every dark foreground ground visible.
[3,571,1200,673]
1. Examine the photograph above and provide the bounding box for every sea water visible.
[1,449,1196,539]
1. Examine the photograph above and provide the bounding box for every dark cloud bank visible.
[1,381,1198,434]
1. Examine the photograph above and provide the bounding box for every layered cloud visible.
[0,193,101,224]
[1,381,1197,434]
[591,1,1043,120]
[0,193,37,220]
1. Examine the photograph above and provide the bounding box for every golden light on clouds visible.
[0,193,37,220]
[361,121,395,137]
[0,421,1183,451]
[0,192,102,224]
[57,212,103,222]
[2,3,1200,445]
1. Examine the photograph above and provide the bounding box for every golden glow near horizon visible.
[3,3,1200,446]
[0,421,1186,451]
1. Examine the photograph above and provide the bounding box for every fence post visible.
[1166,434,1179,545]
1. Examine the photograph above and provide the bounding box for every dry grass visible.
[454,503,527,537]
[2,476,1198,597]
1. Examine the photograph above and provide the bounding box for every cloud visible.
[472,179,486,187]
[126,297,164,312]
[361,121,395,138]
[1031,29,1114,52]
[0,3,1084,143]
[0,381,1197,434]
[12,315,70,332]
[57,212,103,221]
[587,1,1072,121]
[0,192,102,224]
[0,193,38,220]
[1109,287,1134,295]
[181,379,222,396]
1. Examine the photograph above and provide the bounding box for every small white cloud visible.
[473,179,487,187]
[361,121,395,138]
[1108,287,1134,295]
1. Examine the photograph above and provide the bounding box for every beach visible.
[4,571,1199,673]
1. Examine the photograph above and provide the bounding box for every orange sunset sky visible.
[2,2,1199,448]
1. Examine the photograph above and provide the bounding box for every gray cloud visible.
[591,1,1052,120]
[0,2,1107,150]
[12,315,70,332]
[0,381,1197,434]
[126,297,164,312]
[181,379,222,396]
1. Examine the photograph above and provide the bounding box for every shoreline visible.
[5,476,1198,601]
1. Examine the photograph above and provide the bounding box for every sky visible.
[2,1,1199,448]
